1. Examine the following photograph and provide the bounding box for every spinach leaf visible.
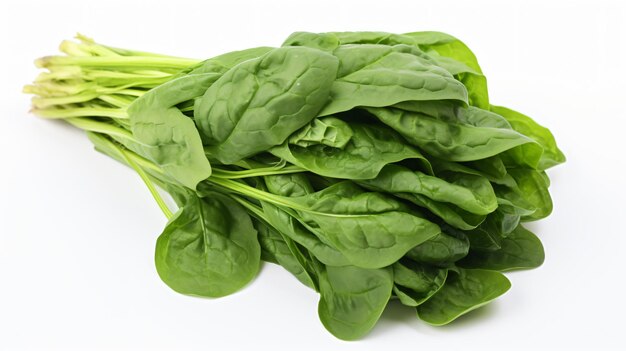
[127,73,216,189]
[405,229,470,266]
[254,218,317,289]
[395,194,487,230]
[290,182,441,268]
[359,164,497,215]
[509,168,553,221]
[271,122,431,179]
[262,202,351,267]
[317,264,393,340]
[285,31,489,108]
[319,44,468,116]
[491,105,566,170]
[429,157,517,187]
[404,31,489,108]
[287,116,353,148]
[195,47,339,164]
[262,174,351,266]
[417,268,511,325]
[154,192,260,297]
[365,107,541,163]
[459,225,545,271]
[392,261,448,307]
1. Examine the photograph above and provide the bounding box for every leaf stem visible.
[211,165,306,179]
[33,107,128,119]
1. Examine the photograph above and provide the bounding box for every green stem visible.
[211,165,306,179]
[36,55,200,70]
[98,94,135,108]
[33,106,127,119]
[89,132,173,219]
[32,93,101,108]
[65,117,134,140]
[119,147,173,219]
[206,177,372,219]
[230,195,268,221]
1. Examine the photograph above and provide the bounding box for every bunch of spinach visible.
[25,31,564,340]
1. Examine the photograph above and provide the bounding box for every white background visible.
[1,0,625,349]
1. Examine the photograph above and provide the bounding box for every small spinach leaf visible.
[318,265,393,340]
[459,225,544,271]
[271,122,431,180]
[417,268,511,325]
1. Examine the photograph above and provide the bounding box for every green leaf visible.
[318,265,393,340]
[509,168,553,221]
[404,31,489,108]
[405,229,470,266]
[491,105,566,169]
[284,31,488,108]
[262,174,350,266]
[254,218,317,289]
[290,182,441,268]
[359,164,497,215]
[262,202,351,267]
[366,107,541,163]
[195,46,339,164]
[464,214,513,252]
[127,73,216,189]
[393,261,448,307]
[429,157,517,187]
[417,268,511,325]
[154,193,260,297]
[320,44,468,116]
[459,225,545,271]
[396,194,487,230]
[287,117,353,148]
[271,122,431,180]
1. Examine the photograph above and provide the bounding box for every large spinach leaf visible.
[154,193,260,297]
[195,47,338,164]
[289,182,441,268]
[366,106,541,163]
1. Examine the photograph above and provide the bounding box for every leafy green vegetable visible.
[459,225,545,271]
[270,122,430,179]
[406,229,470,266]
[393,260,448,306]
[154,193,260,297]
[490,105,566,170]
[417,268,511,325]
[365,106,541,163]
[287,182,441,268]
[195,47,339,164]
[127,73,215,189]
[254,218,317,289]
[26,31,565,339]
[317,264,393,340]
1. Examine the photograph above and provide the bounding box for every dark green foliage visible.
[27,31,565,340]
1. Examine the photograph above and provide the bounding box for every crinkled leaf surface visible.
[195,46,339,164]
